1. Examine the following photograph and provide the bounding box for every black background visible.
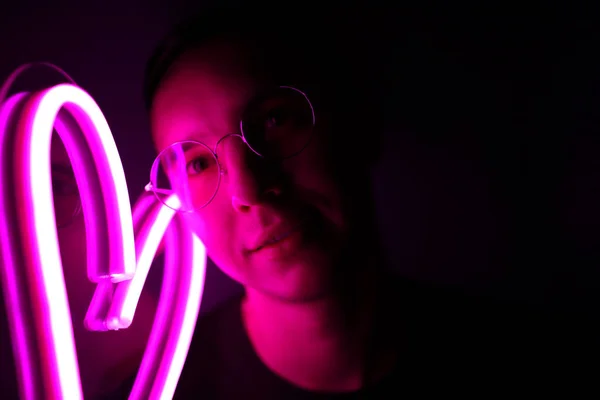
[1,1,599,395]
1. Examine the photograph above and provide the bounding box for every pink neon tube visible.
[0,65,206,399]
[122,193,205,400]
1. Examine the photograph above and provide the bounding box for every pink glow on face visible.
[1,73,206,399]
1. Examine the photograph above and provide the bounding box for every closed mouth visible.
[253,223,304,252]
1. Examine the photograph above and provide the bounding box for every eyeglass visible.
[146,86,316,212]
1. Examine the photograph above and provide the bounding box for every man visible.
[118,4,591,398]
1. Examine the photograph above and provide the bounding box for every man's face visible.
[150,39,352,301]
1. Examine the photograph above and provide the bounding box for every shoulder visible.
[382,274,599,383]
[174,294,247,396]
[107,295,246,399]
[189,294,244,346]
[182,293,245,361]
[382,273,559,328]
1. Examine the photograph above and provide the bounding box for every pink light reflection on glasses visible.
[0,80,206,399]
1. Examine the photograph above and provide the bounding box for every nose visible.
[223,140,284,212]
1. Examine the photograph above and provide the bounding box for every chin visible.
[249,258,337,303]
[255,284,332,304]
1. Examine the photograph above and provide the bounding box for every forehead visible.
[150,39,272,150]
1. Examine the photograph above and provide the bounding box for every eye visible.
[186,156,212,176]
[264,107,290,129]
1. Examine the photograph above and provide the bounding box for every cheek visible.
[184,205,252,285]
[184,201,241,265]
[286,134,333,186]
[285,139,347,226]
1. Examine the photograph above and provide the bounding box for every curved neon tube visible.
[2,81,138,398]
[0,92,43,400]
[0,75,206,399]
[123,193,205,400]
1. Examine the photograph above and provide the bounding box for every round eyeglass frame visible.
[146,85,316,212]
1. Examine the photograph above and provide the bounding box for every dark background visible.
[1,0,599,315]
[0,0,599,391]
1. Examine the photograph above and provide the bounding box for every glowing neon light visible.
[0,66,207,399]
[122,193,205,400]
[0,92,44,400]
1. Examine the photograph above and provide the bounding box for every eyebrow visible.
[180,133,214,143]
[177,131,230,149]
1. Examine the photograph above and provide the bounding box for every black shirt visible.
[110,276,597,399]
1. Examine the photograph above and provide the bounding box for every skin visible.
[151,39,352,302]
[51,134,157,398]
[150,38,388,391]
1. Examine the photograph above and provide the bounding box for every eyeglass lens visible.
[151,86,315,211]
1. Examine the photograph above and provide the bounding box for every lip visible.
[249,222,305,253]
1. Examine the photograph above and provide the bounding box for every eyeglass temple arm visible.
[144,182,173,196]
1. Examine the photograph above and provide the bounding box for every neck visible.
[241,262,380,393]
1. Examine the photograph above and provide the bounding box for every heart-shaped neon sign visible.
[0,64,207,399]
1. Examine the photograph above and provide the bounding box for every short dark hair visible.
[142,4,383,109]
[142,4,385,161]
